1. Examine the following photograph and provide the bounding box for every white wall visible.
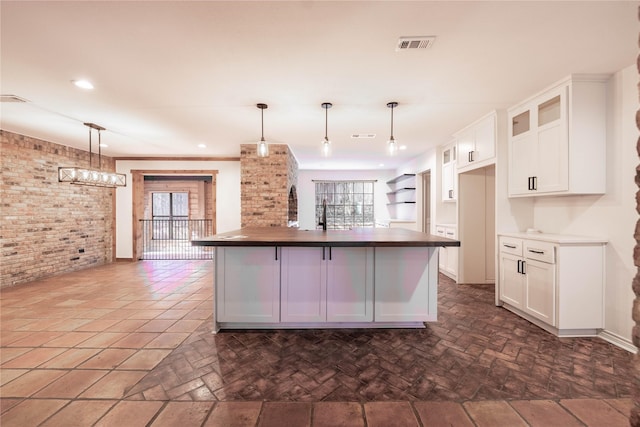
[297,169,395,230]
[531,65,638,344]
[115,160,241,258]
[395,148,438,233]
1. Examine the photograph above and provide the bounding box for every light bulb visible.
[322,137,331,157]
[388,137,398,155]
[257,139,269,157]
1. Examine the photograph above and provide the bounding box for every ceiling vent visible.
[396,36,436,51]
[0,95,29,103]
[351,133,376,139]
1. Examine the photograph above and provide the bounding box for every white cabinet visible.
[441,144,457,202]
[280,247,373,323]
[216,247,280,323]
[374,247,438,322]
[455,111,497,172]
[507,74,607,197]
[498,234,605,336]
[435,224,457,281]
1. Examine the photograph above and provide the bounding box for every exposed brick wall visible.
[0,130,115,288]
[633,9,640,425]
[240,143,298,227]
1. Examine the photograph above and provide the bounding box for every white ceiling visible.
[0,1,636,170]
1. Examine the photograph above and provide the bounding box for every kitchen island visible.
[192,227,460,332]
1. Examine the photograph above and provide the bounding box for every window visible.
[151,192,189,239]
[314,181,375,230]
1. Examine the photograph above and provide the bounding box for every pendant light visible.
[58,123,126,187]
[256,103,269,157]
[321,102,332,156]
[387,102,398,155]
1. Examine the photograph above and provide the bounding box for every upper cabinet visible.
[441,143,457,202]
[455,111,497,172]
[507,74,608,197]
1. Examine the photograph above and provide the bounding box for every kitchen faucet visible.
[318,199,327,231]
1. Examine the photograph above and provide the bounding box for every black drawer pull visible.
[528,249,545,254]
[503,244,517,249]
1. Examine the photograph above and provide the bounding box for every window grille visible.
[314,180,375,230]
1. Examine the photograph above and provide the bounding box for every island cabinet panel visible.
[326,247,373,322]
[216,247,280,323]
[374,247,437,322]
[280,247,327,322]
[281,247,373,323]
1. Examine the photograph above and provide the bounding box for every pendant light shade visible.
[321,102,332,157]
[58,123,126,187]
[256,103,269,157]
[387,102,398,155]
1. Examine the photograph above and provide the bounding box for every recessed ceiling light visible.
[399,145,407,150]
[379,163,385,167]
[99,143,108,148]
[197,144,206,148]
[72,79,94,90]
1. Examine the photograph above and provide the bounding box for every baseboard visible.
[115,258,135,262]
[598,330,637,354]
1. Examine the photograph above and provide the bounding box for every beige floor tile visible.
[136,319,177,332]
[75,331,129,348]
[94,400,165,427]
[6,331,64,347]
[107,318,150,332]
[313,402,364,427]
[202,402,261,427]
[40,399,117,427]
[150,401,214,426]
[128,309,166,320]
[118,349,172,370]
[166,319,204,333]
[0,369,29,386]
[605,398,633,417]
[156,309,191,320]
[414,401,474,427]
[0,399,68,427]
[78,348,137,369]
[510,400,583,427]
[113,332,161,348]
[364,402,419,427]
[0,369,67,398]
[2,347,67,368]
[42,331,96,347]
[0,347,32,364]
[74,317,120,332]
[560,398,630,427]
[79,370,148,399]
[145,332,190,349]
[34,369,109,398]
[38,347,102,368]
[463,401,527,427]
[0,398,23,414]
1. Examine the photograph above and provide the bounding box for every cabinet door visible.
[281,247,327,322]
[326,247,373,322]
[499,252,524,309]
[375,247,437,322]
[441,162,455,202]
[536,88,568,194]
[508,132,537,196]
[524,259,556,326]
[473,115,496,164]
[217,247,280,323]
[456,129,475,169]
[444,227,457,277]
[435,227,447,270]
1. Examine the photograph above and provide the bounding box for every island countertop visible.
[192,226,461,248]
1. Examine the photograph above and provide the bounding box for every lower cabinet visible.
[216,247,281,323]
[216,245,437,327]
[374,247,437,322]
[498,234,605,336]
[280,247,373,323]
[435,224,458,280]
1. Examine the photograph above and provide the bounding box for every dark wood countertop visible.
[192,227,460,248]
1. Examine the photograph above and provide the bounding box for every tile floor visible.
[0,260,634,426]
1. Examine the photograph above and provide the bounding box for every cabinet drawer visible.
[499,237,522,256]
[435,227,446,237]
[524,241,555,264]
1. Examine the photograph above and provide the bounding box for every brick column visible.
[240,144,298,227]
[632,9,640,425]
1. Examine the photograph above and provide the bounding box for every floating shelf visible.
[387,187,416,196]
[387,201,416,205]
[386,173,416,185]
